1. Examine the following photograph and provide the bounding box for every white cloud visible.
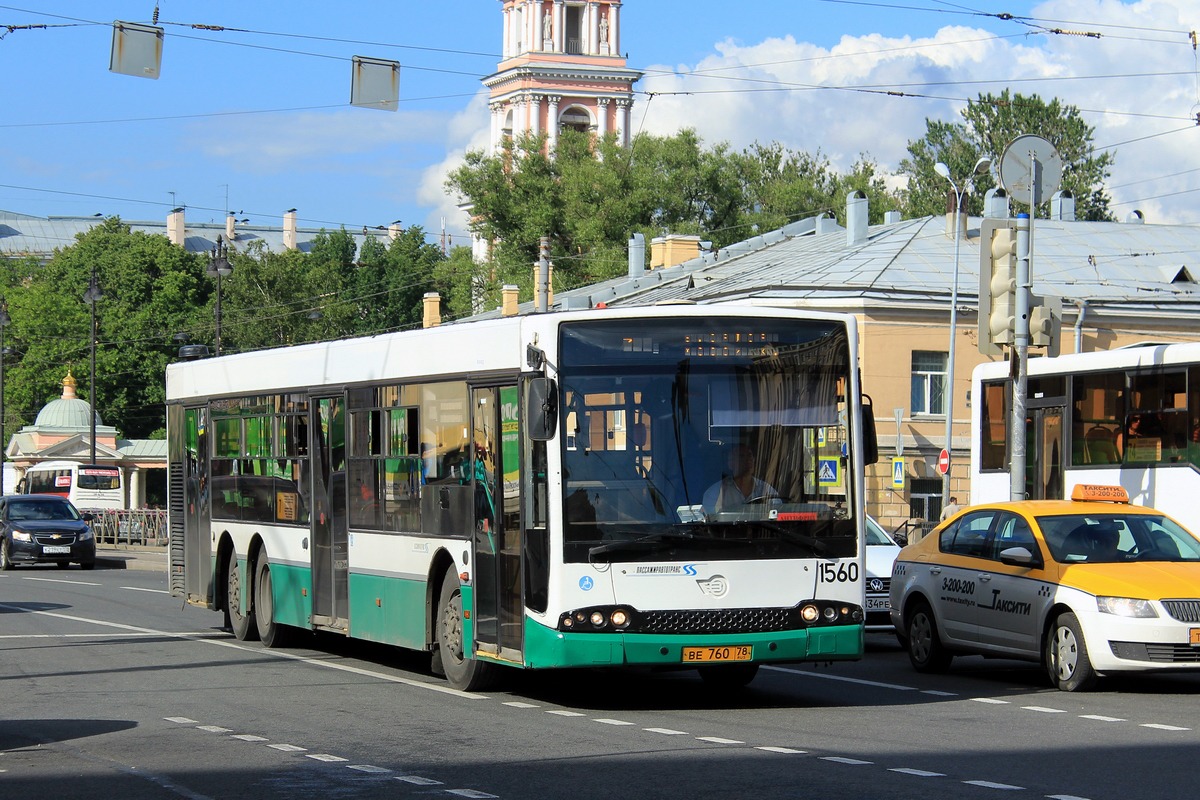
[628,1,1200,222]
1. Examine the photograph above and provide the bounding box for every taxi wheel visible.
[906,600,952,673]
[1045,612,1097,692]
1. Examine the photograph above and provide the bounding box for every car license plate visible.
[681,645,752,663]
[42,545,71,554]
[866,596,890,611]
[1190,628,1200,646]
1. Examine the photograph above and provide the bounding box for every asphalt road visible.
[2,565,1196,800]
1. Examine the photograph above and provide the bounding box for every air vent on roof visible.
[1125,210,1145,224]
[1162,265,1196,284]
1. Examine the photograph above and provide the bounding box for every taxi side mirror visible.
[998,545,1041,569]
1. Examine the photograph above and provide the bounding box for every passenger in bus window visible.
[702,444,780,515]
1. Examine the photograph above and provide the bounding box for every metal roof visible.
[541,212,1200,320]
[0,210,386,261]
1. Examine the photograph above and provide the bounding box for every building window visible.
[911,351,947,416]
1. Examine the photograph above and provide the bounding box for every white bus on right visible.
[970,341,1200,529]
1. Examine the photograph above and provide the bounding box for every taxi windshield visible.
[1037,513,1200,564]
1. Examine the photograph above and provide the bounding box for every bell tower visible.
[484,1,642,153]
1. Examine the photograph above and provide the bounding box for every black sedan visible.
[0,495,96,570]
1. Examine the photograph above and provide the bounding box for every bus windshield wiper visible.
[587,529,738,559]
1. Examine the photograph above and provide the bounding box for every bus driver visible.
[702,444,780,515]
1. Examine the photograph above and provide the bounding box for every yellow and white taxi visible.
[889,485,1200,691]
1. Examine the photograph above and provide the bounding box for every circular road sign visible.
[937,448,951,475]
[999,134,1063,207]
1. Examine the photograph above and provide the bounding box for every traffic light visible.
[978,219,1017,355]
[1030,294,1063,357]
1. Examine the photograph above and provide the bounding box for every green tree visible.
[900,90,1114,221]
[3,218,209,439]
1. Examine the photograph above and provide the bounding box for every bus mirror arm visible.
[526,376,558,441]
[861,392,880,465]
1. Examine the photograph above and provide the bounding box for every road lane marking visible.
[963,780,1024,790]
[267,744,307,752]
[546,710,585,717]
[594,718,635,726]
[122,586,169,594]
[971,698,1009,704]
[231,735,269,742]
[890,768,945,777]
[764,665,917,691]
[696,737,744,745]
[757,746,805,754]
[447,790,498,798]
[0,603,484,700]
[348,765,392,773]
[644,728,689,735]
[1140,723,1190,731]
[822,757,872,765]
[396,776,443,785]
[1080,715,1125,722]
[197,726,232,733]
[21,576,102,586]
[307,754,349,762]
[1023,706,1067,714]
[165,717,198,724]
[503,701,539,708]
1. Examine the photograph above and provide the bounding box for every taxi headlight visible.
[11,529,32,542]
[1097,596,1158,618]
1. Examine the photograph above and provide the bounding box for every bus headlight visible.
[610,609,630,629]
[589,611,606,628]
[558,605,639,633]
[799,604,820,623]
[1097,596,1158,618]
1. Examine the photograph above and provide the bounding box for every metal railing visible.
[83,508,169,547]
[892,518,937,546]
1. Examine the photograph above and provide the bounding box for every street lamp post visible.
[207,235,233,356]
[934,156,992,513]
[83,267,104,466]
[0,301,9,495]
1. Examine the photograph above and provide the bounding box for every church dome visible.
[33,371,102,430]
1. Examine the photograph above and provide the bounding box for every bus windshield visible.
[559,317,856,563]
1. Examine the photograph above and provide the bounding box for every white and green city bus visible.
[166,305,878,690]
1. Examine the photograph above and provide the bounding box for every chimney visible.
[226,214,236,241]
[501,284,520,316]
[283,208,298,250]
[943,188,966,238]
[388,221,403,241]
[884,210,901,225]
[422,292,441,328]
[1051,190,1075,221]
[649,234,701,269]
[167,207,185,246]
[845,190,868,246]
[983,188,1010,219]
[531,262,554,306]
[628,232,645,277]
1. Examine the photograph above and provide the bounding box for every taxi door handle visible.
[929,566,942,575]
[978,574,992,582]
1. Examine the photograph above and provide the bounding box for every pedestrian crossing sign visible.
[891,457,905,488]
[818,458,839,486]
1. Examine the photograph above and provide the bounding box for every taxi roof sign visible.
[1070,484,1129,503]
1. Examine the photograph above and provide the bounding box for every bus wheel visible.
[435,567,496,692]
[698,663,760,689]
[255,556,291,648]
[226,554,259,642]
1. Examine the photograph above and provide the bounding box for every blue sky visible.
[2,1,1196,245]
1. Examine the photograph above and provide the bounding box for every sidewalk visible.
[95,544,169,572]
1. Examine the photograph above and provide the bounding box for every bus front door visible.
[1026,403,1064,500]
[471,385,523,662]
[310,395,349,631]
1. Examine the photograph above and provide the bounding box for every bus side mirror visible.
[526,377,558,441]
[861,393,879,465]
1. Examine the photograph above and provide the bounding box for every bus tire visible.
[906,599,951,673]
[255,555,292,648]
[1045,612,1097,692]
[698,663,759,689]
[435,567,496,692]
[226,553,259,642]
